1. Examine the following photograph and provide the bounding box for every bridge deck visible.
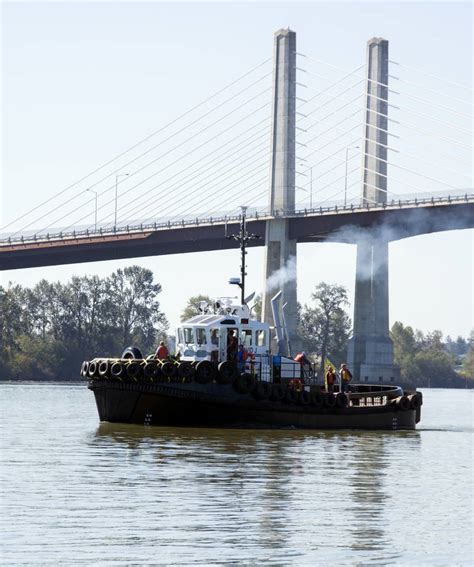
[1,197,472,271]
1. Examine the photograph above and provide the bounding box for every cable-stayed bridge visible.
[1,29,472,382]
[0,192,471,270]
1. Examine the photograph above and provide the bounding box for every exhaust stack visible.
[282,301,292,358]
[271,291,285,355]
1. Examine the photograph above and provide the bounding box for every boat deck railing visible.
[250,359,404,407]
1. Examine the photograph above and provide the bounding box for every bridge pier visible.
[348,37,400,383]
[261,28,299,356]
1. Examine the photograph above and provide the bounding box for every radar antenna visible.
[226,206,261,304]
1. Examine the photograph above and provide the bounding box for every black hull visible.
[89,380,418,431]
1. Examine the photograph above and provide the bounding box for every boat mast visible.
[227,206,260,304]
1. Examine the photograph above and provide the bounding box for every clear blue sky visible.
[1,1,472,339]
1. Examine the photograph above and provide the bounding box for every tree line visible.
[1,267,472,386]
[0,266,168,380]
[391,323,472,388]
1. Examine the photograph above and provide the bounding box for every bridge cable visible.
[1,57,272,232]
[13,88,272,236]
[112,125,272,226]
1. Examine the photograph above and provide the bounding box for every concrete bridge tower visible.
[261,29,298,355]
[347,38,400,383]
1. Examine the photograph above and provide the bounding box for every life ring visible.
[217,361,237,385]
[324,393,337,408]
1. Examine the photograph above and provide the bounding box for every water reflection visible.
[2,384,470,565]
[92,424,422,563]
[94,424,315,559]
[346,431,420,563]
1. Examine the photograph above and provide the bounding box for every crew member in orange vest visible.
[326,366,336,394]
[339,363,352,393]
[294,351,310,381]
[155,341,169,360]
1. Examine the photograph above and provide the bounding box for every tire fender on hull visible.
[121,346,143,360]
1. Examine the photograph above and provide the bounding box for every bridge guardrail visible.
[1,193,472,248]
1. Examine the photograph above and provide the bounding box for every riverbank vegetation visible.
[0,268,471,387]
[390,323,472,388]
[0,266,168,380]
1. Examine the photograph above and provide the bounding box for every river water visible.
[0,384,472,566]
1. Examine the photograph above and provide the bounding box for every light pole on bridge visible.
[86,188,98,231]
[344,145,360,207]
[114,173,129,230]
[298,162,313,210]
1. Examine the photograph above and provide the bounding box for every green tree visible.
[1,267,168,380]
[108,266,168,352]
[412,348,458,387]
[461,349,474,380]
[180,295,214,321]
[455,335,468,356]
[298,283,351,366]
[391,321,417,381]
[425,330,444,351]
[460,331,473,385]
[0,285,27,374]
[391,321,466,387]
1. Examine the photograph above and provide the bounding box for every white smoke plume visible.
[327,206,473,281]
[266,255,297,292]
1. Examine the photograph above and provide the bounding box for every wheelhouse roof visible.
[182,314,223,325]
[180,313,269,329]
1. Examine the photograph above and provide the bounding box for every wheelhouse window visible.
[178,328,184,344]
[240,329,252,347]
[210,328,219,346]
[183,327,194,345]
[196,327,207,345]
[255,330,266,347]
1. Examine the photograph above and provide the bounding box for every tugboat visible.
[81,209,422,430]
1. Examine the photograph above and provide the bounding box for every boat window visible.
[240,329,252,347]
[255,330,266,347]
[196,327,207,345]
[178,328,184,344]
[210,328,219,346]
[183,327,194,344]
